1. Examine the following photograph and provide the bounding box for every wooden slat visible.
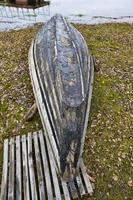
[38,130,54,200]
[43,128,71,200]
[8,138,15,200]
[28,42,60,171]
[22,135,30,200]
[0,139,9,200]
[61,180,71,200]
[27,133,38,200]
[33,132,46,200]
[16,136,22,200]
[39,130,71,200]
[67,181,78,199]
[79,57,94,163]
[76,174,86,196]
[0,130,93,200]
[45,133,62,200]
[80,160,93,194]
[34,32,61,146]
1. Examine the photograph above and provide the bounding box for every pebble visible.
[128,180,132,187]
[112,174,119,182]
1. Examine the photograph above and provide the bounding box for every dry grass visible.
[0,23,132,199]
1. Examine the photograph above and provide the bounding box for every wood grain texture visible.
[16,136,22,200]
[8,138,15,200]
[33,132,46,200]
[28,133,38,200]
[22,135,30,200]
[38,130,54,199]
[0,139,9,200]
[28,40,60,172]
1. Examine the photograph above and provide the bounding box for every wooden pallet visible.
[0,130,93,200]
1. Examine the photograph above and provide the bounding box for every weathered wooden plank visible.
[38,130,54,200]
[0,130,93,200]
[22,135,30,200]
[42,128,71,200]
[0,139,9,200]
[8,138,15,200]
[16,136,22,200]
[28,43,60,172]
[27,133,38,200]
[67,180,78,199]
[33,132,46,200]
[24,103,37,121]
[80,160,93,194]
[78,57,94,164]
[45,133,62,200]
[76,174,86,196]
[41,128,71,200]
[41,127,88,200]
[61,180,71,200]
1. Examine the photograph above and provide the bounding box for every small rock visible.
[112,174,119,182]
[130,114,133,118]
[118,157,122,162]
[128,180,132,187]
[108,184,112,188]
[121,152,126,159]
[97,113,102,118]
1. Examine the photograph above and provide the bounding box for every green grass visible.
[0,23,132,199]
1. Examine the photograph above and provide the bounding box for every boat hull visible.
[29,14,94,179]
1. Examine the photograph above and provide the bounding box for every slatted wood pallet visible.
[0,130,93,200]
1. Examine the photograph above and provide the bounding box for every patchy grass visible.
[0,23,132,199]
[0,24,42,181]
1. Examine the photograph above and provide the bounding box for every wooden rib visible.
[38,130,54,200]
[34,37,61,144]
[22,135,30,200]
[28,43,60,172]
[16,136,22,200]
[0,139,9,200]
[27,133,38,200]
[79,57,94,163]
[8,138,15,200]
[33,132,46,200]
[45,134,62,200]
[80,160,93,194]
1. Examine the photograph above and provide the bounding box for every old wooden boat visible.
[29,14,94,180]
